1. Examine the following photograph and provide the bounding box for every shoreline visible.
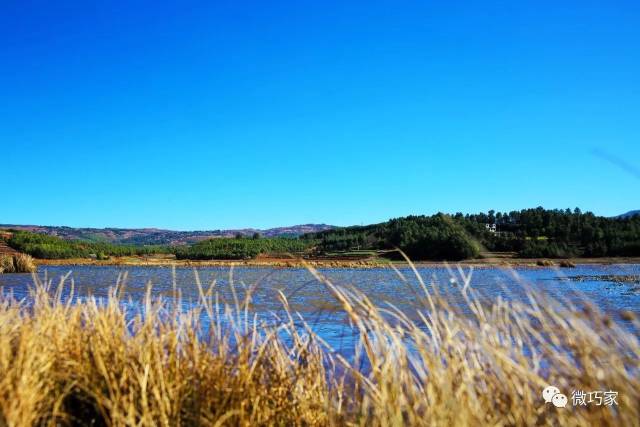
[33,255,640,269]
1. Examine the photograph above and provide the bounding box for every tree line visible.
[6,231,171,259]
[304,208,640,260]
[174,236,313,260]
[6,208,640,261]
[4,230,315,261]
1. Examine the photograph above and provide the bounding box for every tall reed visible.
[0,263,637,426]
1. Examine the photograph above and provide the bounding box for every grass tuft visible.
[0,254,37,274]
[0,255,15,274]
[13,254,37,273]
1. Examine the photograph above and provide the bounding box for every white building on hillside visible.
[485,223,497,233]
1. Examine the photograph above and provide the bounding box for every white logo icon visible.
[543,386,560,403]
[543,385,567,408]
[552,393,568,408]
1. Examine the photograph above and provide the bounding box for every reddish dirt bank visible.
[0,239,20,257]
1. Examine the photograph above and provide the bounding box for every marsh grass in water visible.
[0,260,638,426]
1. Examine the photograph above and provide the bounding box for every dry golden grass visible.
[0,262,638,426]
[0,256,14,274]
[13,254,37,273]
[0,254,36,274]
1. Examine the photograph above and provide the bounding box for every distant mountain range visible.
[616,210,640,219]
[0,223,334,245]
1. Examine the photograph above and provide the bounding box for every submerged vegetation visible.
[306,207,640,260]
[0,265,637,426]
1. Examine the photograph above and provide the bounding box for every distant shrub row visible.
[6,231,313,261]
[7,231,171,259]
[175,237,313,260]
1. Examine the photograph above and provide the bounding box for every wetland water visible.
[1,264,639,352]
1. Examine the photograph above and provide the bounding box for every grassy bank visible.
[0,263,638,426]
[30,253,640,269]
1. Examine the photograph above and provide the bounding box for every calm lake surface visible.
[1,264,639,352]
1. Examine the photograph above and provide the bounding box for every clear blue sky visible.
[2,1,639,230]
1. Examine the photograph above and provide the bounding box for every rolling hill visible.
[617,210,640,219]
[0,224,334,245]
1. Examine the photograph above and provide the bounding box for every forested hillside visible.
[5,208,640,261]
[305,208,640,260]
